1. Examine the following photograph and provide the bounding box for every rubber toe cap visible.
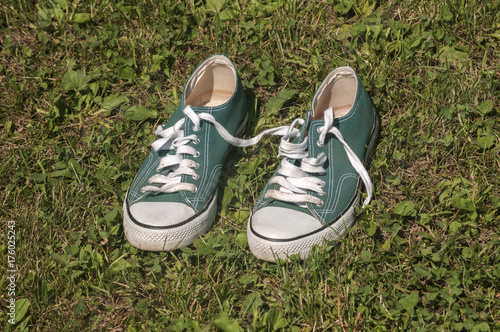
[129,202,196,227]
[250,206,323,240]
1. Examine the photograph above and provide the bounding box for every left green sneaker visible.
[123,54,292,251]
[248,66,379,262]
[123,54,249,251]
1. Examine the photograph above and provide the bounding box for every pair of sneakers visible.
[123,54,379,262]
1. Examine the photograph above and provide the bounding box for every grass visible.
[1,0,499,330]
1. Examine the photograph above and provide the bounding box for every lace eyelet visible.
[194,163,201,169]
[317,140,325,147]
[193,126,201,132]
[194,152,201,157]
[321,180,326,187]
[316,201,324,207]
[193,138,200,144]
[192,187,198,193]
[193,174,200,180]
[319,192,325,196]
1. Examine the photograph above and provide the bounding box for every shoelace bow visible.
[141,106,293,194]
[264,107,373,208]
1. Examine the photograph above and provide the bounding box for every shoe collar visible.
[183,54,239,111]
[310,66,359,121]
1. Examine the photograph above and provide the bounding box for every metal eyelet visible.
[194,163,201,169]
[193,138,200,144]
[321,180,326,187]
[194,151,200,157]
[316,201,324,207]
[317,140,325,147]
[193,126,201,132]
[192,187,198,193]
[193,174,200,180]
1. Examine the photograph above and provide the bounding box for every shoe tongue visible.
[296,111,312,142]
[307,106,336,140]
[307,119,323,142]
[307,111,334,154]
[279,112,311,147]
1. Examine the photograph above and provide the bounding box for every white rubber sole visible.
[123,193,217,251]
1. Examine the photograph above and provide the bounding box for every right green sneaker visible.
[248,66,379,262]
[123,54,249,251]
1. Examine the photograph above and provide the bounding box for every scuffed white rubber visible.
[123,194,217,251]
[247,196,358,262]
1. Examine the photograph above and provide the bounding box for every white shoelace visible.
[141,106,294,194]
[265,107,373,208]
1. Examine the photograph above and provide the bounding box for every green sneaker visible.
[248,66,379,262]
[123,54,249,251]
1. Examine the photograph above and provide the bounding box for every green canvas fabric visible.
[253,69,377,225]
[126,54,247,213]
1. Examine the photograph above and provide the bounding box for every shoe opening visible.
[312,67,357,120]
[185,56,236,107]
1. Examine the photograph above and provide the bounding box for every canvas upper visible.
[248,66,379,261]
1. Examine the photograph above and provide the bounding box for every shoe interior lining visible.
[185,56,236,107]
[312,67,357,120]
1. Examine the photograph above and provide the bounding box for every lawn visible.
[1,0,499,330]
